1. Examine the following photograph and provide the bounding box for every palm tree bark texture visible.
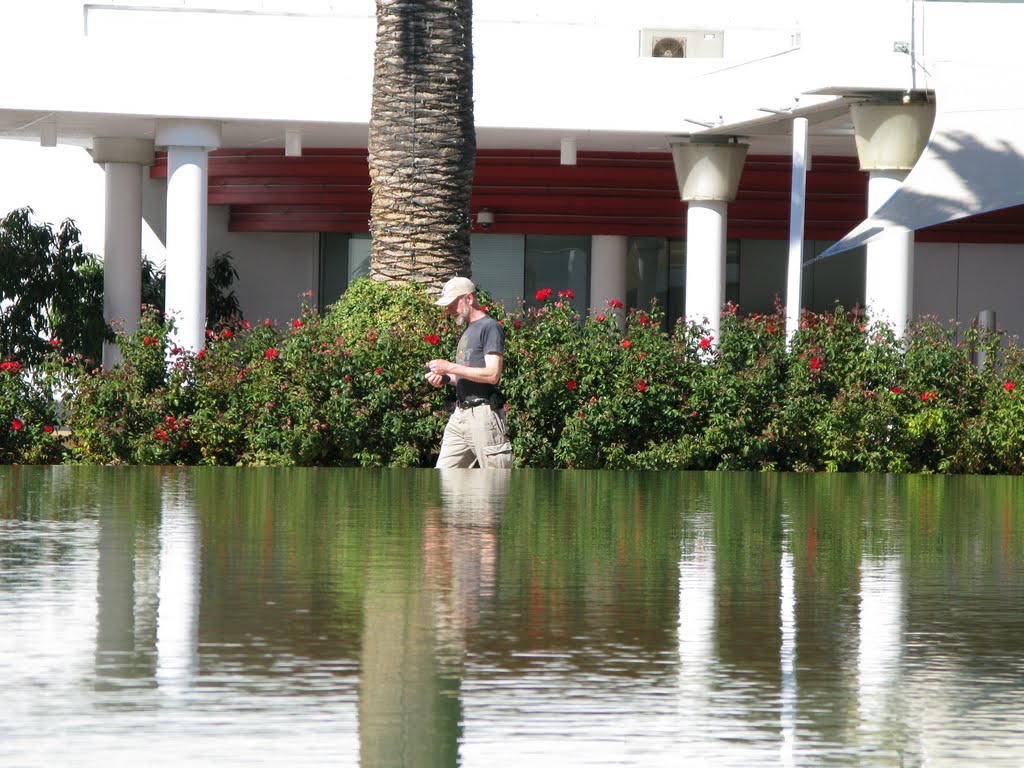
[368,0,476,291]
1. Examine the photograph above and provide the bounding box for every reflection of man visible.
[425,276,513,469]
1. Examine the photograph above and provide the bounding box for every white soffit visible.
[819,62,1024,258]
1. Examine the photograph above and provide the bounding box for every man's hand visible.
[424,371,448,388]
[426,359,453,376]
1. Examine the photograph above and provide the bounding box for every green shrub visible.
[4,280,1024,473]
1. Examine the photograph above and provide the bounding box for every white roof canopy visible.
[819,59,1024,259]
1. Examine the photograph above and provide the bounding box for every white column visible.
[851,103,934,338]
[92,138,155,369]
[785,117,809,345]
[685,201,727,335]
[864,170,913,335]
[155,120,221,354]
[670,141,748,346]
[590,235,627,328]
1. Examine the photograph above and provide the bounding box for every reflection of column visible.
[857,556,904,749]
[157,472,200,694]
[780,543,796,767]
[95,502,136,687]
[676,508,715,749]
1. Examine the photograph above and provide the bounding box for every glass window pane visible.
[628,236,738,328]
[470,233,526,313]
[318,232,350,310]
[523,235,590,308]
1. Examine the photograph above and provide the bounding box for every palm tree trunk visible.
[368,0,476,292]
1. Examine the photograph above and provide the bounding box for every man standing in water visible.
[425,276,513,468]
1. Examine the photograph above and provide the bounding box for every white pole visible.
[164,146,209,353]
[685,200,727,343]
[864,170,913,336]
[102,162,144,369]
[785,117,809,345]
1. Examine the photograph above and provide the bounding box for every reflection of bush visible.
[3,280,1024,472]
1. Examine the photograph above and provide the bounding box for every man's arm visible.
[427,353,503,385]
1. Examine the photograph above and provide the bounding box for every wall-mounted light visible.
[560,137,577,166]
[477,208,495,229]
[40,122,57,147]
[285,129,303,157]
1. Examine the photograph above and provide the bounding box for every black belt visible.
[456,396,491,409]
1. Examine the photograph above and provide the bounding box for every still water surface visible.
[2,467,1024,767]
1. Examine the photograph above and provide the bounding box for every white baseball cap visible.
[435,276,476,306]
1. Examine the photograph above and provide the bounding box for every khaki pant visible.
[436,404,513,469]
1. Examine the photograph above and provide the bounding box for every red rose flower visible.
[609,299,624,309]
[636,380,647,392]
[621,339,632,349]
[11,418,23,432]
[891,386,904,394]
[424,335,440,346]
[566,380,577,390]
[43,425,54,434]
[513,320,522,329]
[535,288,553,302]
[154,429,167,441]
[293,320,304,329]
[809,357,821,371]
[375,367,383,374]
[221,329,234,339]
[1005,381,1015,391]
[596,314,606,322]
[265,348,279,360]
[699,337,712,350]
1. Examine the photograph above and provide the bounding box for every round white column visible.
[864,170,913,335]
[685,201,728,334]
[670,141,748,345]
[92,138,155,369]
[851,103,935,337]
[155,120,221,354]
[590,235,627,328]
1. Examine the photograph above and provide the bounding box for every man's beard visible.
[454,304,471,326]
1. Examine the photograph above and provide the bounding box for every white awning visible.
[818,62,1024,259]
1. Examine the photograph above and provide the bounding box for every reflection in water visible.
[156,471,200,694]
[676,490,715,754]
[94,469,160,691]
[858,556,907,759]
[358,469,509,768]
[4,468,1024,767]
[780,530,796,768]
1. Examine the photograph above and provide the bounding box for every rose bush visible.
[3,278,1024,473]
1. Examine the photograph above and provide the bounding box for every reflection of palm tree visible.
[358,469,508,768]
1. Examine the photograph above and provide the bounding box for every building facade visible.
[1,0,1023,363]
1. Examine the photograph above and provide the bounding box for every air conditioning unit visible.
[640,29,724,59]
[651,36,686,58]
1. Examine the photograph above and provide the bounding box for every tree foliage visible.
[0,208,106,367]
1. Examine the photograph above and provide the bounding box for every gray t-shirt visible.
[455,315,504,401]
